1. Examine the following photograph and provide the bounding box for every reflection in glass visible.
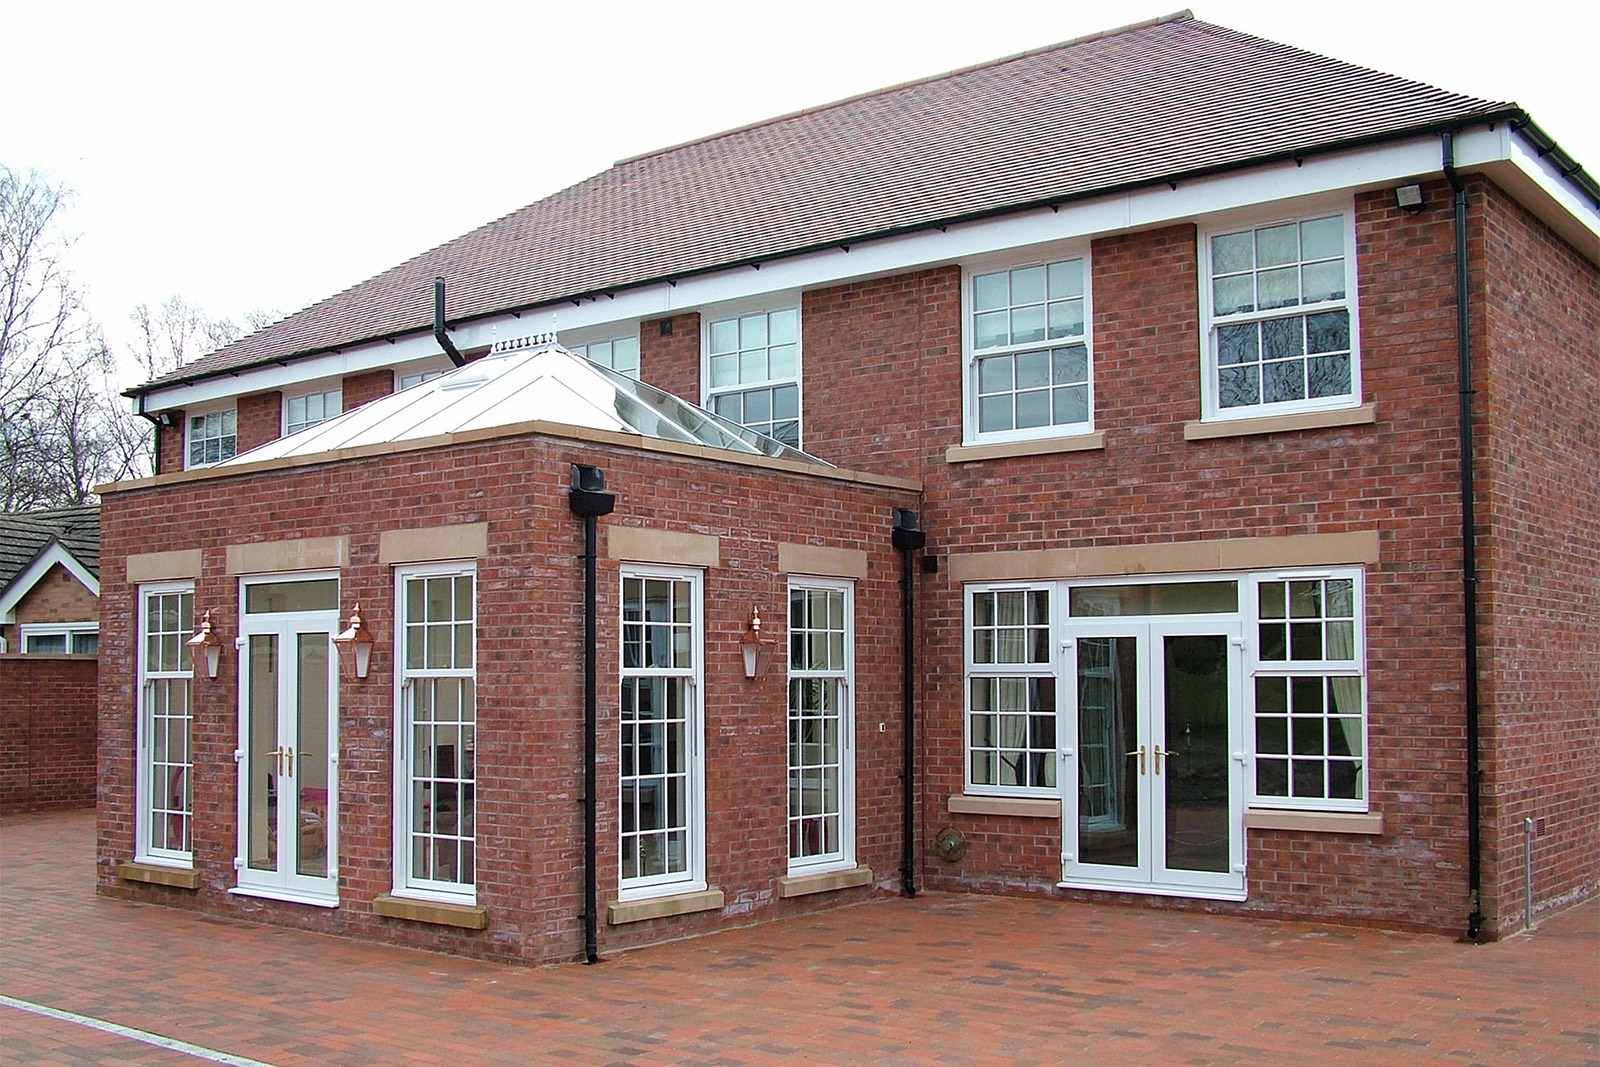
[1163,634,1229,874]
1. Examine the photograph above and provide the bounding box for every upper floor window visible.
[285,388,341,435]
[966,255,1092,443]
[704,307,800,448]
[1201,211,1359,419]
[570,335,640,380]
[398,370,445,390]
[186,407,236,468]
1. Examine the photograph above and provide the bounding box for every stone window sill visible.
[1243,809,1383,834]
[1184,403,1376,441]
[118,861,200,889]
[947,795,1062,818]
[778,865,873,899]
[373,892,488,929]
[946,432,1106,465]
[606,887,725,926]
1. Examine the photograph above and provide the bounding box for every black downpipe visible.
[135,400,163,477]
[891,509,926,898]
[433,278,467,367]
[1443,132,1485,942]
[569,465,615,963]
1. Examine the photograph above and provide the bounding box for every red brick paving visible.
[2,809,1596,1065]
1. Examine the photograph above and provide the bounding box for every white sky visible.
[5,1,1593,387]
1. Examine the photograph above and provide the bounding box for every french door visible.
[236,575,340,905]
[1062,618,1245,898]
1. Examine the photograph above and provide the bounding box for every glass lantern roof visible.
[221,340,829,468]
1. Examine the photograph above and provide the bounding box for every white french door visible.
[236,575,340,906]
[1062,618,1245,898]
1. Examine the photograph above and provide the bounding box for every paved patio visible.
[2,809,1595,1065]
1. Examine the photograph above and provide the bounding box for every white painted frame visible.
[184,404,237,469]
[19,621,99,654]
[1197,199,1363,422]
[561,324,642,380]
[699,299,803,449]
[785,577,856,876]
[233,570,341,907]
[391,561,479,905]
[962,582,1058,797]
[617,564,706,901]
[961,245,1095,446]
[134,582,194,867]
[1244,567,1369,813]
[283,385,342,436]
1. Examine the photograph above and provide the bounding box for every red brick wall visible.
[236,391,282,452]
[1475,181,1600,932]
[98,432,915,964]
[802,266,963,478]
[640,313,702,403]
[343,369,394,410]
[788,200,1474,933]
[1,656,97,812]
[157,421,185,474]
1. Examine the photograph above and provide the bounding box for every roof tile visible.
[136,14,1512,393]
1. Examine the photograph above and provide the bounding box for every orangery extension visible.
[99,13,1598,963]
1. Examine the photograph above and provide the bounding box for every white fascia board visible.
[1501,130,1600,264]
[0,543,99,622]
[145,131,1555,411]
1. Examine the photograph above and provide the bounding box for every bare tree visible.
[0,165,107,509]
[2,165,282,505]
[127,295,250,382]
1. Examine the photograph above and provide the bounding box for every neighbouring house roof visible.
[130,12,1550,397]
[0,506,101,622]
[221,340,830,468]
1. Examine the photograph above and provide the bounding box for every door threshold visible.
[1057,879,1246,902]
[229,885,340,908]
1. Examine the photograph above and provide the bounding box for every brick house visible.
[1,506,100,656]
[2,506,100,811]
[98,13,1598,962]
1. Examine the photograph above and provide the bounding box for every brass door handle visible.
[1154,746,1180,774]
[1126,745,1146,775]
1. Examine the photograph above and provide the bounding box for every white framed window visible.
[618,565,704,899]
[284,387,341,435]
[136,584,194,865]
[964,253,1093,443]
[186,406,236,468]
[398,369,445,390]
[20,622,99,654]
[568,333,641,380]
[1247,570,1367,810]
[964,585,1057,794]
[787,578,855,873]
[394,563,477,902]
[703,306,800,447]
[1200,208,1360,419]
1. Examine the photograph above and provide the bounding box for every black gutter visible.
[433,278,467,367]
[891,508,926,898]
[1511,114,1600,209]
[568,464,616,964]
[128,111,1556,399]
[1443,132,1485,943]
